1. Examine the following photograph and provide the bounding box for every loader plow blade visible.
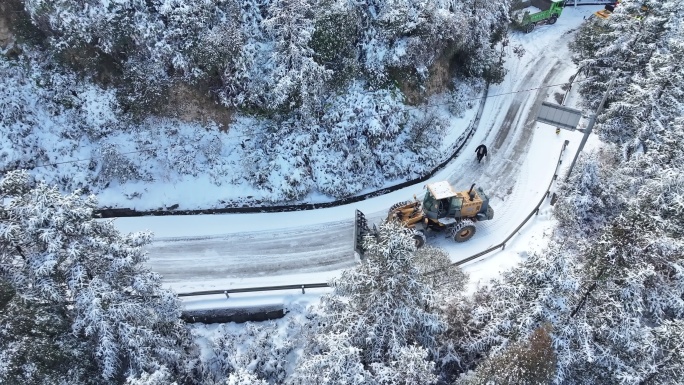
[353,209,370,258]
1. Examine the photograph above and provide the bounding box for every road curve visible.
[129,15,591,291]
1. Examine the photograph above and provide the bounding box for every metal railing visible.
[177,139,570,299]
[177,283,330,298]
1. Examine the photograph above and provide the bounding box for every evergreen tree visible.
[0,279,99,385]
[287,333,372,385]
[322,220,444,363]
[457,324,556,385]
[225,368,268,385]
[0,171,191,383]
[290,220,443,384]
[570,0,676,146]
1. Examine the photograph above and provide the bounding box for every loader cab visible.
[423,181,495,221]
[423,181,460,219]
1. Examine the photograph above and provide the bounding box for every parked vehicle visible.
[594,0,648,19]
[594,0,620,19]
[513,0,565,33]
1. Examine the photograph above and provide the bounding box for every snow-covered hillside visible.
[2,0,683,384]
[1,0,507,210]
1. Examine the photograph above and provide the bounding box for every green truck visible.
[514,0,565,33]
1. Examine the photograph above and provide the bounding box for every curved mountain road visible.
[115,12,596,292]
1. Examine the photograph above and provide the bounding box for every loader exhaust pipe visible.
[468,183,476,201]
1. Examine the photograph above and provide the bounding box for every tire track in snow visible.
[492,59,562,197]
[146,220,356,282]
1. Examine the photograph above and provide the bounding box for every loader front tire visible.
[548,16,558,25]
[525,23,535,33]
[451,220,476,243]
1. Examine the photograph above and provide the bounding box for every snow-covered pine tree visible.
[263,0,331,114]
[554,147,626,239]
[203,318,306,384]
[290,220,443,384]
[413,245,469,301]
[0,171,192,382]
[225,368,268,385]
[456,323,556,385]
[554,198,684,384]
[369,344,437,385]
[636,320,684,385]
[570,0,675,145]
[611,5,683,159]
[446,241,580,384]
[124,366,178,385]
[0,278,100,385]
[323,219,444,362]
[286,332,372,385]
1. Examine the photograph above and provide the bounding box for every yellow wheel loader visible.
[354,181,495,255]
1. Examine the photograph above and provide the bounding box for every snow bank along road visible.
[114,7,601,293]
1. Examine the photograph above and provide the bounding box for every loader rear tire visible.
[412,231,426,249]
[387,201,413,218]
[451,220,476,243]
[388,200,413,215]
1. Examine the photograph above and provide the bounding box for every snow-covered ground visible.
[114,5,607,311]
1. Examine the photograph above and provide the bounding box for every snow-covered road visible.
[114,6,603,293]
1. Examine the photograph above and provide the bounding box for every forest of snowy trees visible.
[0,0,506,205]
[461,1,684,383]
[2,0,684,384]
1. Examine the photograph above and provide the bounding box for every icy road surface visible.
[114,6,601,292]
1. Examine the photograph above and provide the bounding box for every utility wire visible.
[423,77,591,108]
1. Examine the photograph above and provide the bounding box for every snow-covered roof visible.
[426,181,458,200]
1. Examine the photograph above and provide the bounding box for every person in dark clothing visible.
[476,144,488,163]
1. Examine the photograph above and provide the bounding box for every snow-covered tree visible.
[370,344,438,385]
[570,0,678,146]
[456,324,556,385]
[262,0,331,113]
[445,240,580,382]
[287,333,372,385]
[193,312,310,384]
[323,220,444,362]
[0,171,191,382]
[554,148,626,237]
[291,220,443,384]
[225,368,268,385]
[0,279,99,385]
[125,366,178,385]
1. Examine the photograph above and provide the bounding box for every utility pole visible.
[565,77,616,181]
